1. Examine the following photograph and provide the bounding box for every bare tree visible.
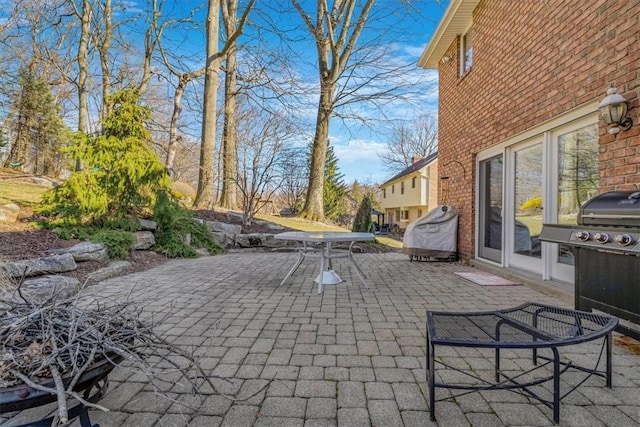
[219,0,242,209]
[93,0,112,119]
[289,0,374,221]
[235,106,297,225]
[194,0,255,209]
[278,146,309,211]
[288,0,439,221]
[0,0,73,173]
[154,4,207,175]
[378,115,438,173]
[69,0,92,171]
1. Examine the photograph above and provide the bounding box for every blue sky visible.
[0,0,448,185]
[158,0,448,185]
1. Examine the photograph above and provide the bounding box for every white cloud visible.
[332,138,392,184]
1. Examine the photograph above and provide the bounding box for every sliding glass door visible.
[549,123,598,282]
[510,141,543,272]
[478,155,503,263]
[476,114,598,284]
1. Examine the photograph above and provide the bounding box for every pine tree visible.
[4,71,70,175]
[323,144,347,221]
[352,196,373,232]
[39,89,171,225]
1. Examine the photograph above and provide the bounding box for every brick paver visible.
[4,251,640,426]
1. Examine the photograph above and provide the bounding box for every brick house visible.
[419,0,639,284]
[378,153,438,230]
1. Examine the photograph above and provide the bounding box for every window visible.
[461,27,473,74]
[383,188,386,198]
[401,210,409,220]
[418,208,423,217]
[392,185,395,194]
[412,177,416,188]
[401,182,405,195]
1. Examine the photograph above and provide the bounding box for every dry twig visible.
[0,286,267,426]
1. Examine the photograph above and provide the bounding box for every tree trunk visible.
[76,0,90,171]
[219,0,239,209]
[301,86,332,221]
[165,76,187,172]
[194,0,221,209]
[98,0,112,119]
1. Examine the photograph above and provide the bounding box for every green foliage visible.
[102,89,152,140]
[352,196,373,232]
[4,70,71,175]
[323,144,347,220]
[153,192,222,258]
[90,230,136,260]
[38,89,170,226]
[52,225,94,241]
[49,224,135,260]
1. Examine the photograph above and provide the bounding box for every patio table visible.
[274,231,374,294]
[426,302,618,423]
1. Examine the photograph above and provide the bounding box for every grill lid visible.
[578,191,640,227]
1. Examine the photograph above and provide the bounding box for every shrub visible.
[90,230,136,260]
[153,191,222,258]
[352,196,373,232]
[38,89,171,227]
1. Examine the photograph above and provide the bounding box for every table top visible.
[426,302,618,349]
[274,231,375,243]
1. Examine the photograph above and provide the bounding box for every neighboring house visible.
[378,153,438,230]
[418,0,639,284]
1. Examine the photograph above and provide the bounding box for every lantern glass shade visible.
[599,88,631,134]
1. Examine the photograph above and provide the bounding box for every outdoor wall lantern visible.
[599,87,633,134]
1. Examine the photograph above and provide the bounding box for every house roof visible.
[380,152,438,187]
[417,0,480,69]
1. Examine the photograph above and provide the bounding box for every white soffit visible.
[418,0,480,69]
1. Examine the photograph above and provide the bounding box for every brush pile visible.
[0,293,211,425]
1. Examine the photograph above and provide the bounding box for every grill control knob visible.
[614,234,634,246]
[594,232,610,243]
[575,231,590,241]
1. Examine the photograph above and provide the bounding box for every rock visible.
[235,233,290,249]
[30,176,58,188]
[226,211,244,222]
[133,231,155,250]
[88,261,131,282]
[0,203,20,223]
[138,218,157,231]
[48,242,109,262]
[2,253,77,278]
[253,220,285,230]
[210,231,234,249]
[0,275,81,303]
[205,220,242,235]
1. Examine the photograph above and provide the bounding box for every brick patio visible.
[4,252,640,426]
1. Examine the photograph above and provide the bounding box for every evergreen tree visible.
[39,89,171,225]
[4,70,70,175]
[323,144,347,221]
[352,196,373,232]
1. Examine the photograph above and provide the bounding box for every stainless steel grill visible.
[540,191,640,340]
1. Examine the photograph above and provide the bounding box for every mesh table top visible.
[426,302,618,349]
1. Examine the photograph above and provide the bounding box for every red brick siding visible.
[437,0,640,260]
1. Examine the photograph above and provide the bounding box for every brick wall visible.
[437,0,640,260]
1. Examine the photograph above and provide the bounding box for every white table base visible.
[315,270,343,285]
[275,233,373,294]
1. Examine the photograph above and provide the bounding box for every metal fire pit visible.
[0,355,120,427]
[540,190,640,340]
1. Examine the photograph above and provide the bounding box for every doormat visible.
[453,271,521,286]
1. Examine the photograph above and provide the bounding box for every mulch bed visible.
[0,210,396,285]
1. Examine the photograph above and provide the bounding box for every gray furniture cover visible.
[402,205,458,259]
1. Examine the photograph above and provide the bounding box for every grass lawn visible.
[256,213,403,249]
[0,168,402,250]
[0,181,48,206]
